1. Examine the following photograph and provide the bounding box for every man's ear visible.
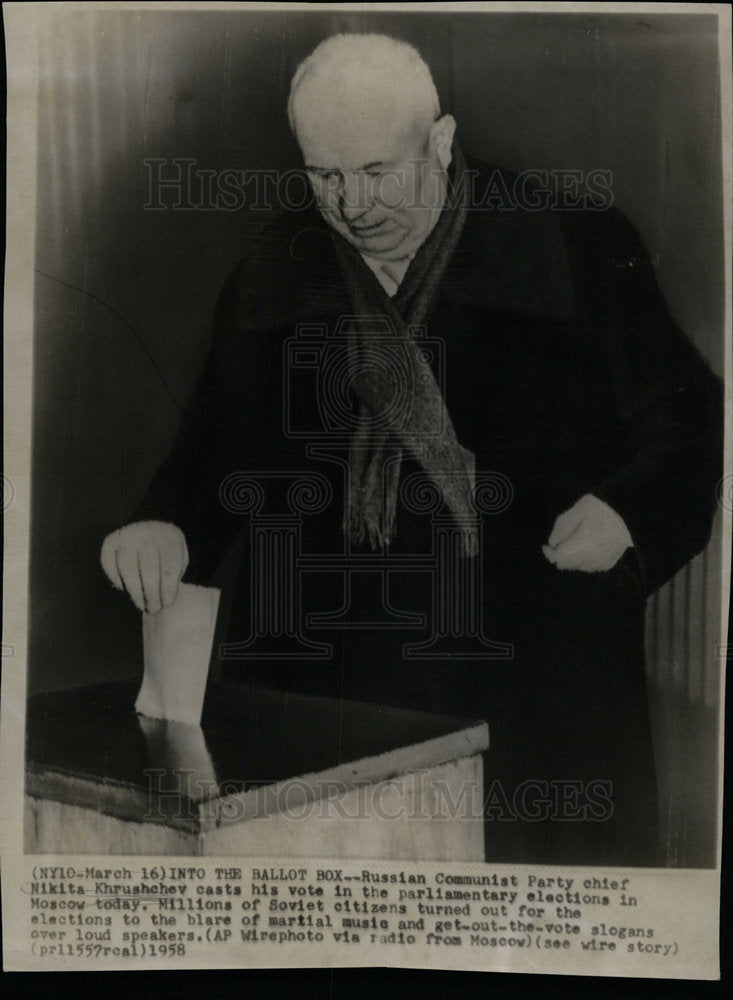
[430,114,457,170]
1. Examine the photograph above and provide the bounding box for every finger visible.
[115,546,146,612]
[138,545,162,615]
[100,533,124,589]
[542,543,559,564]
[580,549,623,572]
[159,541,183,608]
[551,536,591,570]
[553,552,585,571]
[573,556,604,573]
[547,505,583,548]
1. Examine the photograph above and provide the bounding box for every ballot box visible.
[25,681,489,860]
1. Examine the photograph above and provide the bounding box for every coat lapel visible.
[438,200,576,324]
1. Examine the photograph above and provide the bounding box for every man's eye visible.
[308,171,335,184]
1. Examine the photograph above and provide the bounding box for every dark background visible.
[28,9,725,865]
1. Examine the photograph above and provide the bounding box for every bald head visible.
[288,34,440,143]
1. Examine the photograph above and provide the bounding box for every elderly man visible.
[101,34,722,865]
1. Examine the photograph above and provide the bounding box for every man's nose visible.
[338,173,370,220]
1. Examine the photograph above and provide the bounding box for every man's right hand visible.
[100,521,189,614]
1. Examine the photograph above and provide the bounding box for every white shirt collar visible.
[357,173,448,297]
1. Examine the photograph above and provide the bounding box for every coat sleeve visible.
[129,260,273,583]
[577,209,724,595]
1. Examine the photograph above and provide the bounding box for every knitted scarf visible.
[331,146,478,556]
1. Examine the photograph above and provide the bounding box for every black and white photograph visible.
[2,1,730,977]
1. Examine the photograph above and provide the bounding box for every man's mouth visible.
[348,219,396,237]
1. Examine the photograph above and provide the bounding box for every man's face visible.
[293,88,451,261]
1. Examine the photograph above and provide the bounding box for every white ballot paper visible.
[136,716,219,800]
[137,584,220,727]
[1,0,730,982]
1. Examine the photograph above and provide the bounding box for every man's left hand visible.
[543,494,633,572]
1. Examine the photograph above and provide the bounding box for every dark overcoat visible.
[133,160,723,865]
